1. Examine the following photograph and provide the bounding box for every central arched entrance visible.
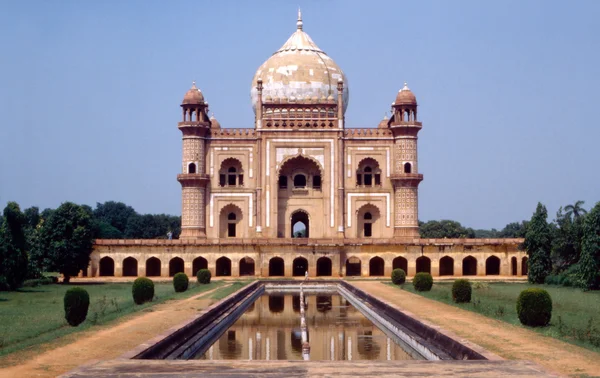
[292,257,308,276]
[291,210,309,238]
[369,256,384,276]
[269,257,285,276]
[239,257,255,276]
[216,257,231,276]
[346,257,361,276]
[316,257,332,276]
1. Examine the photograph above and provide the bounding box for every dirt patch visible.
[354,281,600,377]
[0,285,226,377]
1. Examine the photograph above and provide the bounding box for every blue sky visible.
[0,0,598,229]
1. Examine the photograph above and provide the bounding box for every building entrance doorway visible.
[291,210,309,238]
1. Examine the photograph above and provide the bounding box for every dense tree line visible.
[419,219,528,239]
[0,201,181,290]
[523,201,600,290]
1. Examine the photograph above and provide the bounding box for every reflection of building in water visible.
[198,294,414,361]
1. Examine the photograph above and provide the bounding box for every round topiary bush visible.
[132,277,155,305]
[516,288,552,327]
[197,269,211,284]
[412,272,433,292]
[452,279,472,303]
[391,269,406,285]
[173,272,189,292]
[64,287,90,326]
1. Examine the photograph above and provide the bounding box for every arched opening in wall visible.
[169,257,184,277]
[316,257,332,277]
[369,256,385,276]
[291,210,309,238]
[356,158,382,187]
[511,257,517,276]
[392,256,408,273]
[404,162,412,174]
[317,295,332,313]
[278,175,287,189]
[346,257,362,276]
[292,257,308,277]
[357,204,381,238]
[219,204,242,238]
[192,257,208,276]
[219,158,243,187]
[462,256,477,276]
[239,257,255,276]
[216,257,231,276]
[522,257,529,276]
[269,294,284,313]
[439,256,454,276]
[99,257,115,277]
[416,256,431,274]
[293,174,307,188]
[269,257,285,277]
[146,257,161,277]
[122,257,138,277]
[188,162,196,174]
[486,256,501,275]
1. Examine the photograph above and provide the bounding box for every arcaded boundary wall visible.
[87,238,526,278]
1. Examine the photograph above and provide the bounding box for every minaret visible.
[178,82,210,239]
[389,83,423,239]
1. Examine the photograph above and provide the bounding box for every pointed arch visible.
[369,256,385,276]
[346,256,362,276]
[416,256,431,274]
[169,257,184,277]
[486,256,501,275]
[392,256,408,273]
[292,257,308,277]
[462,256,477,276]
[269,257,285,276]
[239,256,255,276]
[193,256,208,276]
[316,257,332,276]
[122,257,138,277]
[99,256,114,277]
[277,154,324,178]
[146,257,161,277]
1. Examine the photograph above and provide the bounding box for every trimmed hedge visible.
[64,287,90,326]
[516,288,552,327]
[391,269,406,285]
[413,272,433,292]
[173,272,189,292]
[452,279,472,303]
[132,277,155,305]
[197,269,211,284]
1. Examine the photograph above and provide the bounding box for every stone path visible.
[0,285,226,378]
[353,281,600,377]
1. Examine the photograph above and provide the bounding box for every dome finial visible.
[192,80,196,89]
[402,82,409,91]
[297,7,303,30]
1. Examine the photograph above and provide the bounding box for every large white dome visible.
[250,11,349,114]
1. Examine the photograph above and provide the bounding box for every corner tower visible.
[178,82,210,239]
[389,83,423,239]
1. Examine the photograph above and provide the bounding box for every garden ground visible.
[0,282,239,377]
[355,281,600,377]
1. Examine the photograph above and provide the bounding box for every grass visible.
[388,281,600,352]
[0,280,225,357]
[208,281,251,300]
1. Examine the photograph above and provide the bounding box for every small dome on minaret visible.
[182,81,205,105]
[209,113,221,129]
[378,114,389,128]
[395,82,417,105]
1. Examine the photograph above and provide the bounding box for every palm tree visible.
[564,200,588,220]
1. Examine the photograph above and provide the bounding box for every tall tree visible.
[0,202,29,290]
[564,200,588,220]
[523,203,553,283]
[93,201,136,235]
[37,202,94,283]
[552,207,583,270]
[578,202,600,290]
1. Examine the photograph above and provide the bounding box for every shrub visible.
[64,287,90,326]
[132,277,155,305]
[197,269,211,284]
[173,272,189,292]
[412,272,433,292]
[516,288,552,327]
[391,269,406,285]
[452,279,472,303]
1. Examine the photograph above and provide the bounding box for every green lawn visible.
[390,281,600,353]
[0,280,225,357]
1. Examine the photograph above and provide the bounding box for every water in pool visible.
[196,293,418,361]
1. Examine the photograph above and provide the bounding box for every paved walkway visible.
[0,285,226,378]
[354,281,600,377]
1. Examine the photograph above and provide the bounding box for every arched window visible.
[188,162,196,174]
[293,174,306,188]
[313,175,321,189]
[404,162,412,174]
[219,159,243,187]
[357,158,381,187]
[278,175,287,189]
[227,212,236,237]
